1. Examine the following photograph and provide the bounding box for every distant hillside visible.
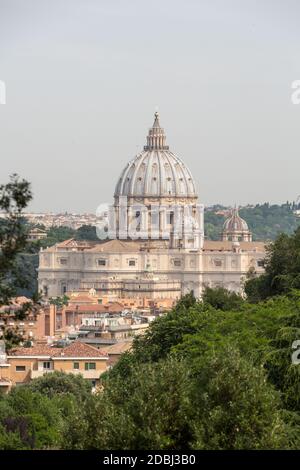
[204,203,300,241]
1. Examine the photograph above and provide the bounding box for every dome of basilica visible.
[223,207,249,232]
[114,113,197,200]
[222,207,252,242]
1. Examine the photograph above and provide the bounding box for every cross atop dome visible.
[144,112,169,150]
[152,111,160,128]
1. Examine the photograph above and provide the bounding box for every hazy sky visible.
[1,0,300,212]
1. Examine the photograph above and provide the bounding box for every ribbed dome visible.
[114,113,197,199]
[223,207,249,232]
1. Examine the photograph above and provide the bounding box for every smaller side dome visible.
[222,207,252,242]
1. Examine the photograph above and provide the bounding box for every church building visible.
[38,113,265,299]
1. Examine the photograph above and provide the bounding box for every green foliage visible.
[32,224,98,250]
[0,175,42,349]
[49,295,69,307]
[239,203,300,241]
[68,342,291,450]
[39,226,76,248]
[27,371,92,402]
[204,210,225,240]
[75,224,98,241]
[71,358,197,450]
[0,372,94,449]
[245,227,300,301]
[204,203,300,242]
[2,186,300,450]
[1,328,24,351]
[202,286,244,311]
[2,292,300,449]
[100,292,300,449]
[0,174,32,306]
[192,347,288,449]
[13,252,39,298]
[0,387,62,449]
[129,293,202,363]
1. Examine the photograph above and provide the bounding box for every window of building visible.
[85,362,96,370]
[73,362,79,370]
[59,258,68,265]
[214,259,222,267]
[43,361,51,370]
[129,260,136,267]
[257,259,264,267]
[173,259,181,267]
[16,365,26,372]
[98,259,106,266]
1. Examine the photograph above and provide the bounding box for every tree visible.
[128,293,202,363]
[1,328,24,351]
[245,227,300,301]
[38,226,76,249]
[75,224,98,241]
[75,357,198,450]
[0,174,32,306]
[192,347,289,449]
[49,295,69,308]
[202,286,244,311]
[0,387,62,449]
[27,371,92,402]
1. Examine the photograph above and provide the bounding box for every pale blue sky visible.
[1,0,300,211]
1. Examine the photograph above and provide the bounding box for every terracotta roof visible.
[47,239,98,251]
[203,240,266,252]
[9,344,54,356]
[57,238,93,247]
[106,341,133,355]
[89,239,141,253]
[53,341,108,358]
[45,238,143,253]
[9,341,108,358]
[66,302,124,314]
